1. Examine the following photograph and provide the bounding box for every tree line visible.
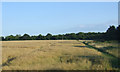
[0,25,120,41]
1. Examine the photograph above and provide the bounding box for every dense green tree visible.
[51,35,58,40]
[36,34,42,40]
[0,36,4,41]
[20,34,31,40]
[41,36,46,40]
[5,35,15,40]
[69,33,77,40]
[76,32,85,40]
[106,25,117,40]
[1,25,119,41]
[31,36,37,40]
[116,25,120,40]
[14,34,21,40]
[46,33,52,40]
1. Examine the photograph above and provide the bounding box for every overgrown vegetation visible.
[2,40,119,70]
[1,25,120,41]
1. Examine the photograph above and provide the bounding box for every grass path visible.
[81,41,119,69]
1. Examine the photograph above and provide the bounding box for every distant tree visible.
[116,25,120,40]
[106,25,116,33]
[1,25,119,41]
[76,32,85,40]
[20,34,31,40]
[0,36,4,41]
[14,34,21,40]
[57,34,63,40]
[51,35,58,40]
[5,35,15,40]
[31,36,37,40]
[41,36,46,40]
[46,33,52,40]
[2,36,4,41]
[106,25,116,40]
[36,34,42,40]
[69,33,77,40]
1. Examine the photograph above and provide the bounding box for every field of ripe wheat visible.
[1,40,119,70]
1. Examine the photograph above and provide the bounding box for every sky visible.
[2,2,118,36]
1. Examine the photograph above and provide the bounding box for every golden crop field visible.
[1,40,119,70]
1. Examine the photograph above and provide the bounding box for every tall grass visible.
[2,40,118,70]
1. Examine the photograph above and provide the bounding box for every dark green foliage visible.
[1,36,4,41]
[105,25,120,41]
[116,25,120,40]
[5,35,15,40]
[31,36,37,40]
[20,34,31,40]
[46,33,52,40]
[106,25,117,40]
[14,34,21,40]
[1,25,119,41]
[36,34,42,40]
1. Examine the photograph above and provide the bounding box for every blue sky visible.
[2,2,118,36]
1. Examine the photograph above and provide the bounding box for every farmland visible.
[1,40,119,70]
